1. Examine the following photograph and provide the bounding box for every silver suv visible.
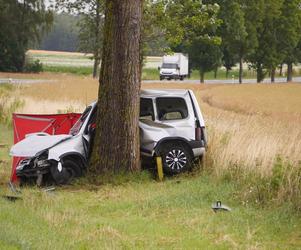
[10,89,207,185]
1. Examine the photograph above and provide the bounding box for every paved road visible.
[1,77,301,85]
[143,77,301,84]
[0,78,56,84]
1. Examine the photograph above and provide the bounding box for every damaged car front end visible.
[15,150,53,185]
[10,102,97,186]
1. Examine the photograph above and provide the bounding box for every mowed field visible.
[0,72,301,249]
[27,50,162,69]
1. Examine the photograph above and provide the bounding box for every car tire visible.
[50,159,82,185]
[158,142,193,175]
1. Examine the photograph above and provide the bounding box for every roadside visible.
[2,76,301,85]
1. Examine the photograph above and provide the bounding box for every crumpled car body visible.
[10,89,207,185]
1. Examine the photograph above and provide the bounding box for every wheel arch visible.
[154,137,193,157]
[59,152,87,169]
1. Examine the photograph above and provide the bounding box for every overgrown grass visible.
[0,124,13,185]
[0,84,24,126]
[1,172,301,249]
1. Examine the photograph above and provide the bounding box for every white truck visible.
[159,53,189,81]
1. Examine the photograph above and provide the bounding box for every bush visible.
[24,59,43,73]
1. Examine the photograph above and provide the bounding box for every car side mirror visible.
[158,66,161,70]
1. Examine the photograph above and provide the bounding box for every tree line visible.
[160,0,301,83]
[1,0,301,83]
[0,0,52,72]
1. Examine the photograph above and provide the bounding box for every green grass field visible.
[1,169,301,249]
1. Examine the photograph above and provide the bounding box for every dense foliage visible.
[157,0,301,83]
[1,0,301,83]
[55,0,105,78]
[39,13,79,52]
[0,0,52,72]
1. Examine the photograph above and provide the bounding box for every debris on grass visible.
[212,201,232,212]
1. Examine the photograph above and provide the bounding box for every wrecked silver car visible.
[10,89,207,185]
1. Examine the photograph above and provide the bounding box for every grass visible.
[0,73,301,248]
[41,66,296,81]
[0,83,24,126]
[0,124,13,185]
[43,65,93,76]
[26,49,301,81]
[1,174,301,249]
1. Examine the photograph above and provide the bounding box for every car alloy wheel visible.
[165,149,187,171]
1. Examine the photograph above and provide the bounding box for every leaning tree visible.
[90,0,143,176]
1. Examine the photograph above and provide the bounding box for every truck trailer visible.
[159,53,189,80]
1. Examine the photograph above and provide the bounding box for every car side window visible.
[140,98,154,121]
[156,97,188,121]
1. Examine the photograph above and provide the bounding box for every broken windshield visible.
[69,106,92,135]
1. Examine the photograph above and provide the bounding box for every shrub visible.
[24,59,43,73]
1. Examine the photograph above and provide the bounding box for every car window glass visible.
[156,97,188,121]
[162,63,177,69]
[69,106,92,135]
[140,98,154,121]
[84,106,97,134]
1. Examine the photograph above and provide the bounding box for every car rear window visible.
[156,97,188,121]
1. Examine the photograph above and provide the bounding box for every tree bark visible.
[92,1,102,79]
[200,69,205,83]
[90,0,142,175]
[239,57,243,84]
[256,63,265,83]
[214,68,217,79]
[287,63,293,82]
[92,57,100,78]
[279,63,283,76]
[271,67,275,83]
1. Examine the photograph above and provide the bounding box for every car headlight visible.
[16,158,31,171]
[16,164,25,171]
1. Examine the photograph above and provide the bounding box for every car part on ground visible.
[212,201,232,212]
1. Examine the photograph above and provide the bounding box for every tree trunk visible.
[287,63,293,82]
[279,63,283,76]
[90,0,142,175]
[226,68,229,78]
[92,57,100,78]
[200,69,205,83]
[256,63,265,83]
[214,68,217,79]
[271,67,275,83]
[92,1,101,79]
[239,57,243,84]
